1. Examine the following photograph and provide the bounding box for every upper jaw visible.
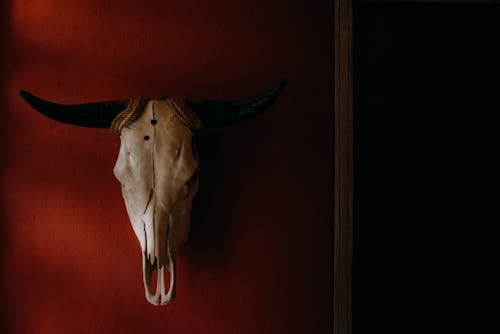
[142,251,175,305]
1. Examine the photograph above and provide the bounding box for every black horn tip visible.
[186,80,287,128]
[256,80,287,110]
[18,89,48,110]
[18,90,34,103]
[273,80,288,95]
[18,90,128,129]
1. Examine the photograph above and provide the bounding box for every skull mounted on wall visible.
[19,81,286,305]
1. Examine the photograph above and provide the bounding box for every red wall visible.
[2,0,333,333]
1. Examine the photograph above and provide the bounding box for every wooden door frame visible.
[334,0,352,333]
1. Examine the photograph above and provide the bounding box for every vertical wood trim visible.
[334,0,352,332]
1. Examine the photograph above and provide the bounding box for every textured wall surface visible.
[2,0,333,333]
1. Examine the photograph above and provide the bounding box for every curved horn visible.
[185,80,287,128]
[18,90,129,129]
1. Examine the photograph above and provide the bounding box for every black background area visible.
[354,3,500,333]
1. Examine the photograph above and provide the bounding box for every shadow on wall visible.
[187,133,234,268]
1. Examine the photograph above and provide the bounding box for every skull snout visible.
[142,252,175,305]
[141,202,175,305]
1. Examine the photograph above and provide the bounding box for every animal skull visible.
[114,99,200,304]
[19,82,285,305]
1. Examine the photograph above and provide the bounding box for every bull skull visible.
[19,82,285,305]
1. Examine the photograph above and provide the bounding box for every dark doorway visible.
[354,3,500,333]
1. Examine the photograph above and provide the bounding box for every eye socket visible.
[185,170,198,187]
